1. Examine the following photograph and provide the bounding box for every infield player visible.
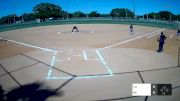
[157,32,167,52]
[72,26,79,32]
[129,24,134,35]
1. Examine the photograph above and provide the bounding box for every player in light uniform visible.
[129,24,134,35]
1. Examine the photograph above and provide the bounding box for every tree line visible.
[0,3,180,24]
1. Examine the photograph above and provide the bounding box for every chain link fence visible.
[0,17,179,32]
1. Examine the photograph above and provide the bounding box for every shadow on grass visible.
[0,82,63,101]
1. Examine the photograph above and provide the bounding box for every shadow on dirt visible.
[0,82,63,101]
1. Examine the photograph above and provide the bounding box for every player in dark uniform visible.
[0,86,4,101]
[72,26,79,32]
[129,24,134,35]
[157,32,167,52]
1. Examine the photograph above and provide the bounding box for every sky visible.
[0,0,180,17]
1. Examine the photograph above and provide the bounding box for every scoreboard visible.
[132,84,172,96]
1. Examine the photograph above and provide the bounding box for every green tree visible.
[0,15,9,24]
[145,12,160,20]
[20,13,36,21]
[73,11,86,18]
[110,8,133,18]
[159,11,175,20]
[67,13,73,18]
[100,14,110,17]
[61,10,69,19]
[89,11,100,17]
[177,15,180,21]
[0,14,18,24]
[33,3,62,20]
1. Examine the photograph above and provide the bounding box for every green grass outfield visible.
[0,19,179,32]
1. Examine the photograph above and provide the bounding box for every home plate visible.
[57,32,61,35]
[72,32,80,34]
[90,31,95,33]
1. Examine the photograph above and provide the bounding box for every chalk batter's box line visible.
[48,51,58,78]
[82,49,113,76]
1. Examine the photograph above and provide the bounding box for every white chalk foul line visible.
[6,39,56,52]
[1,37,59,79]
[169,34,174,38]
[146,33,159,38]
[98,28,165,51]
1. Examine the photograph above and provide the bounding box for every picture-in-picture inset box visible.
[132,83,151,96]
[132,83,172,96]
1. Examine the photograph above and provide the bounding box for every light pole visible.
[22,14,24,23]
[132,0,136,19]
[126,9,128,19]
[13,7,16,24]
[169,13,172,21]
[143,15,144,19]
[12,2,19,24]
